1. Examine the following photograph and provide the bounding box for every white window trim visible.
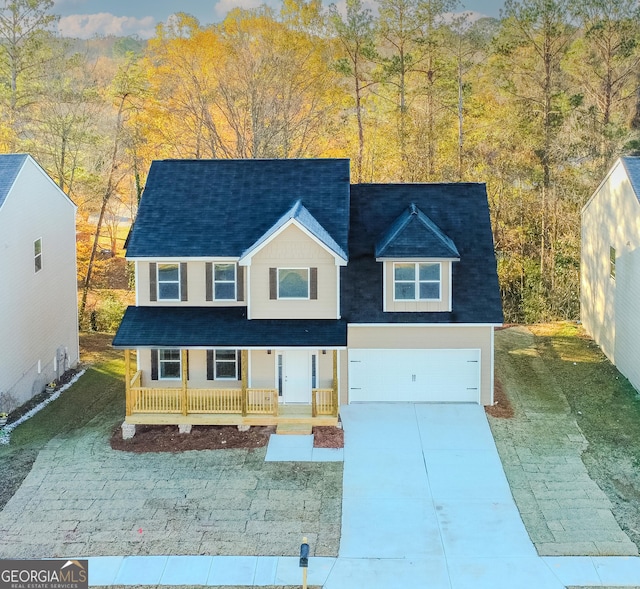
[157,263,181,301]
[392,262,442,302]
[214,263,237,301]
[214,349,239,380]
[34,237,43,273]
[277,267,310,300]
[159,349,182,380]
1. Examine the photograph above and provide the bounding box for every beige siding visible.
[347,325,494,405]
[250,350,275,388]
[249,224,339,319]
[383,260,452,312]
[136,261,246,306]
[0,158,79,412]
[581,161,640,392]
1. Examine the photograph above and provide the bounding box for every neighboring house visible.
[0,154,79,414]
[581,156,640,393]
[113,159,502,436]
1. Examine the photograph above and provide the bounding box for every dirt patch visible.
[485,376,514,419]
[110,424,276,453]
[312,426,344,448]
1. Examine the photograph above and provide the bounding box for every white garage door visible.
[349,349,481,403]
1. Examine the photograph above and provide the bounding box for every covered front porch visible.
[123,348,340,432]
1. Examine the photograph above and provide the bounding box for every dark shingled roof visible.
[126,159,351,258]
[112,306,348,348]
[343,183,503,324]
[376,203,459,259]
[0,154,28,209]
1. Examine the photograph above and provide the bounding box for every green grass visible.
[530,323,640,464]
[0,355,125,510]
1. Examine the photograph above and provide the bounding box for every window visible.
[34,238,42,273]
[610,246,616,279]
[159,349,181,379]
[158,263,180,300]
[214,263,236,300]
[394,262,441,301]
[278,268,309,299]
[215,349,239,380]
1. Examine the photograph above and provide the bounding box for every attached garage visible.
[348,348,481,403]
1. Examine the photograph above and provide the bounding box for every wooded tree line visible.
[2,0,640,324]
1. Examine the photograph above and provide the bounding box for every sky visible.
[53,0,506,39]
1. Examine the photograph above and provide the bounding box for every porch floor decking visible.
[125,404,339,428]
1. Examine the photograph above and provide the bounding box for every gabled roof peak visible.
[375,202,459,259]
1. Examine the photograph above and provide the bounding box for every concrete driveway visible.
[333,403,567,588]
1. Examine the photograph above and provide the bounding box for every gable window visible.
[214,263,236,300]
[158,263,180,300]
[610,246,616,279]
[278,268,309,299]
[159,349,181,379]
[394,262,441,301]
[34,238,42,272]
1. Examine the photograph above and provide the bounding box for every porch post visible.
[332,350,339,418]
[181,349,188,416]
[125,349,132,416]
[241,349,248,416]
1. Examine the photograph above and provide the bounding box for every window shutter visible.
[206,350,214,380]
[185,350,190,381]
[269,268,277,300]
[310,267,318,300]
[205,263,213,301]
[149,263,157,302]
[180,263,188,301]
[237,266,244,302]
[151,349,159,380]
[237,350,242,381]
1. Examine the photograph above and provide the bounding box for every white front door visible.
[279,350,311,404]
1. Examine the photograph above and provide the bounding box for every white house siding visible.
[0,157,79,412]
[581,161,640,392]
[346,324,495,405]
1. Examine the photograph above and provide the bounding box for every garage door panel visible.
[349,349,480,403]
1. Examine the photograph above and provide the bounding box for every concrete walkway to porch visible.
[84,403,640,587]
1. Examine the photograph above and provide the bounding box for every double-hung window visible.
[34,238,42,273]
[158,263,180,300]
[159,349,181,379]
[214,263,236,300]
[215,349,238,379]
[394,262,441,301]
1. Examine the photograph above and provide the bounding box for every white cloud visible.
[213,0,266,19]
[58,13,156,39]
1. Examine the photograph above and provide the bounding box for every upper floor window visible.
[394,262,441,301]
[34,238,42,273]
[278,268,309,299]
[158,263,180,300]
[214,263,236,300]
[610,246,616,279]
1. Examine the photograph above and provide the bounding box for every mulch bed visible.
[485,376,514,419]
[110,424,345,452]
[312,426,344,448]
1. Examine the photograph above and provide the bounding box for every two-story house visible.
[0,154,79,414]
[113,159,502,437]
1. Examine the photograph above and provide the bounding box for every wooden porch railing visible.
[312,389,335,416]
[127,385,278,416]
